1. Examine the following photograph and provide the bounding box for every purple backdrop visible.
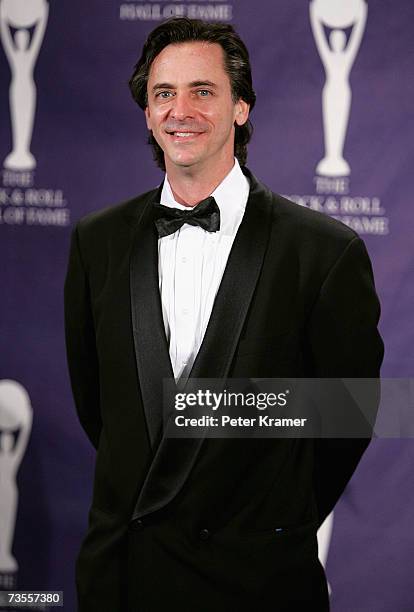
[1,2,413,610]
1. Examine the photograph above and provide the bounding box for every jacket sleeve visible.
[306,235,384,526]
[64,222,102,449]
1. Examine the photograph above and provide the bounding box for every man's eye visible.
[197,90,211,97]
[157,91,173,99]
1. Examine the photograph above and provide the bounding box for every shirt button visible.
[182,308,189,315]
[199,528,210,541]
[131,518,144,531]
[181,256,187,263]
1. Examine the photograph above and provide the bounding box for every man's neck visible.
[165,158,235,207]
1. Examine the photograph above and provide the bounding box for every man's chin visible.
[165,153,202,170]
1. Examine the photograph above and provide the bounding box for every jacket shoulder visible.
[76,187,158,236]
[70,188,159,268]
[270,192,358,246]
[243,167,358,251]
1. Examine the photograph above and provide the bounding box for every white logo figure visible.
[0,380,32,573]
[0,0,49,171]
[310,0,367,177]
[317,511,334,595]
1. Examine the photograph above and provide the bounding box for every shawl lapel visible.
[129,183,172,450]
[129,168,273,521]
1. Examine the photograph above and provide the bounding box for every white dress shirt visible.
[157,158,250,382]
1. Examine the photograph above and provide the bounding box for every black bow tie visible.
[153,196,220,238]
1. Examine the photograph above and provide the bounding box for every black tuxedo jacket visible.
[64,167,384,612]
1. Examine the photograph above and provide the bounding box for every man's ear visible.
[234,99,250,126]
[144,107,151,130]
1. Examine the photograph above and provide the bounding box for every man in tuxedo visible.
[64,17,384,612]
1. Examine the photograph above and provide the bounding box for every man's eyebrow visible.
[189,80,218,88]
[151,80,218,92]
[152,82,175,92]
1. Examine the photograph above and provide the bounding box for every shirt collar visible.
[160,158,250,235]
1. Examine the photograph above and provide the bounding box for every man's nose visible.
[170,92,195,120]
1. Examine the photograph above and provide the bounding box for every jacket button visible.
[131,518,144,531]
[199,528,210,541]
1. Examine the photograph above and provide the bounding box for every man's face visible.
[144,41,249,174]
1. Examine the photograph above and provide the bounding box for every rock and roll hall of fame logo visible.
[0,0,70,228]
[288,0,389,236]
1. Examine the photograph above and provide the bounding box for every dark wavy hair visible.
[128,17,256,171]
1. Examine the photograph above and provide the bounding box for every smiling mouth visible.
[166,131,204,139]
